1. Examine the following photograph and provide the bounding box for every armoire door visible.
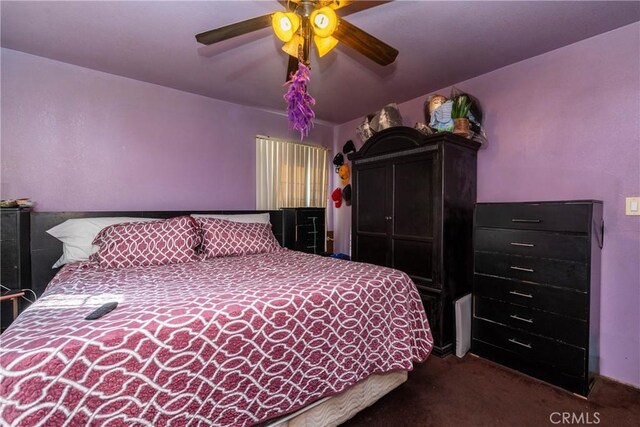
[354,161,389,267]
[390,153,438,287]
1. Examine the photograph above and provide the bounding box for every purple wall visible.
[1,48,334,211]
[333,23,640,387]
[2,22,638,388]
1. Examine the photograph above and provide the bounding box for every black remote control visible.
[85,302,118,320]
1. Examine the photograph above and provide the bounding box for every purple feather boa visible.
[284,62,316,139]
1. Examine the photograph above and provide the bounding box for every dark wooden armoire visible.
[349,127,480,356]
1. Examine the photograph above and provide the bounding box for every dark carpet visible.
[341,354,640,427]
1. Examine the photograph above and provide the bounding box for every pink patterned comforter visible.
[0,249,432,426]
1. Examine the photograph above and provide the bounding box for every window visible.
[256,135,328,210]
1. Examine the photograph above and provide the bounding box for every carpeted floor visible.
[341,354,640,427]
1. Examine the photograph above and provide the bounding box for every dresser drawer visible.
[296,210,324,225]
[475,203,592,233]
[474,274,587,319]
[474,296,586,347]
[473,318,585,376]
[475,228,589,262]
[471,339,588,396]
[297,223,324,237]
[475,252,588,291]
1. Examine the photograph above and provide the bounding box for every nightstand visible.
[282,208,326,255]
[1,208,31,330]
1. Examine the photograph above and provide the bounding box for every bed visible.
[0,211,433,426]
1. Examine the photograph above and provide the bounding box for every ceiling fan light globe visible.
[272,12,300,42]
[280,17,292,32]
[282,34,305,58]
[310,7,337,38]
[314,35,339,57]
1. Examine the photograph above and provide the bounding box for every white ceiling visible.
[2,1,639,124]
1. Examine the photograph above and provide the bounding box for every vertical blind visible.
[256,136,328,210]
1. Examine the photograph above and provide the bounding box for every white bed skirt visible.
[266,370,408,427]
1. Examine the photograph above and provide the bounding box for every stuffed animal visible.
[333,152,344,172]
[343,140,356,155]
[342,184,352,206]
[338,164,350,185]
[428,94,454,132]
[331,188,342,208]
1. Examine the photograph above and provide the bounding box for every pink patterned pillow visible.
[92,216,200,268]
[196,217,281,259]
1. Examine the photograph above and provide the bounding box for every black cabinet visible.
[472,201,603,396]
[282,208,326,255]
[1,208,31,330]
[350,127,480,356]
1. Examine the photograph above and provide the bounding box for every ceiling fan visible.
[195,0,398,80]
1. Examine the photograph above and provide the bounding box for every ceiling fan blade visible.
[195,14,272,45]
[332,18,398,66]
[332,1,392,15]
[278,0,300,11]
[329,0,354,10]
[286,55,299,82]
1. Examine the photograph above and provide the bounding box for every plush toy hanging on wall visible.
[338,164,350,186]
[332,140,355,208]
[343,140,356,155]
[331,188,342,208]
[333,152,344,172]
[342,184,352,206]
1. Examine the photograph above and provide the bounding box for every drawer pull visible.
[508,338,532,349]
[510,266,534,272]
[509,290,533,299]
[511,219,541,223]
[510,314,534,324]
[510,242,535,247]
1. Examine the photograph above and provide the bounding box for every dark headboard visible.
[30,210,284,297]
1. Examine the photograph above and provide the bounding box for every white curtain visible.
[256,136,328,210]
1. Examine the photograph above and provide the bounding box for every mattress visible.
[0,249,432,426]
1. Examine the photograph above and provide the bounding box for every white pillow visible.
[47,217,157,268]
[191,213,271,224]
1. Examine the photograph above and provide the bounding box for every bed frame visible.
[30,210,284,297]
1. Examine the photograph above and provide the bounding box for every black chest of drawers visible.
[282,208,326,255]
[471,201,603,396]
[1,208,31,330]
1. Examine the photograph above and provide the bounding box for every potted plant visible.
[451,95,471,137]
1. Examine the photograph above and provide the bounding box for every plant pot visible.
[453,118,470,138]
